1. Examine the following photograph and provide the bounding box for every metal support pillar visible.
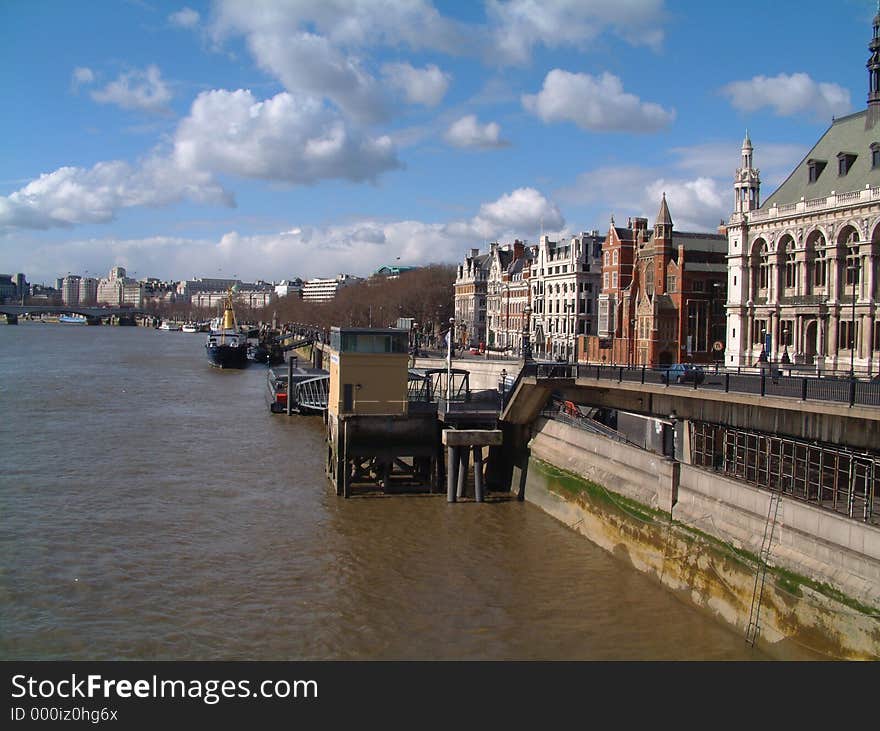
[473,446,484,503]
[447,446,458,503]
[342,421,351,499]
[286,356,294,415]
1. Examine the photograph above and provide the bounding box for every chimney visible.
[513,240,524,259]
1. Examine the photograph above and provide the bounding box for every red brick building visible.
[582,194,728,366]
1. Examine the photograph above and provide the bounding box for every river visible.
[0,322,765,660]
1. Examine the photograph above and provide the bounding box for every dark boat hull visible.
[206,343,249,369]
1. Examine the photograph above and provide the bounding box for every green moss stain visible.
[529,456,878,621]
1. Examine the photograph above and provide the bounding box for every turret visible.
[734,131,761,213]
[866,3,880,128]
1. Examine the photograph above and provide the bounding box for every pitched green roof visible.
[762,111,880,208]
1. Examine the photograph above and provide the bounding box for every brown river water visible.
[0,322,766,660]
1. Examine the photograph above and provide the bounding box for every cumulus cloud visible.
[523,70,674,132]
[721,73,851,120]
[444,115,508,149]
[486,0,666,65]
[474,187,564,237]
[173,89,400,184]
[210,0,465,122]
[169,7,200,28]
[0,87,402,232]
[90,65,173,114]
[0,159,230,231]
[13,186,565,281]
[381,62,450,106]
[560,164,726,232]
[71,66,95,89]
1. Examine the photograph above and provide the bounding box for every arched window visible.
[846,245,860,287]
[810,233,827,288]
[604,251,610,267]
[758,241,770,290]
[612,250,619,265]
[784,238,797,288]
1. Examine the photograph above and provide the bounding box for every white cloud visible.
[0,87,402,232]
[90,65,173,114]
[0,159,230,232]
[169,7,200,29]
[486,0,666,65]
[523,70,674,132]
[71,67,95,88]
[172,89,400,184]
[721,73,851,120]
[444,115,508,149]
[381,62,450,107]
[560,164,726,232]
[210,0,466,123]
[474,187,564,237]
[11,186,565,281]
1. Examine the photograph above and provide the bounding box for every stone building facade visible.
[453,248,491,348]
[529,232,604,360]
[584,195,727,366]
[725,14,880,375]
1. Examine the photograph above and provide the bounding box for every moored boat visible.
[159,320,182,331]
[205,288,248,369]
[59,314,88,324]
[182,322,199,333]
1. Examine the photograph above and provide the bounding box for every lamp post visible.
[521,305,533,363]
[447,316,454,400]
[849,255,858,378]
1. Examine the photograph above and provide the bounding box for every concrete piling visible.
[473,446,484,502]
[447,446,458,502]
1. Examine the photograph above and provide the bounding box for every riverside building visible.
[725,13,880,375]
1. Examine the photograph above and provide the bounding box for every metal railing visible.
[516,362,880,408]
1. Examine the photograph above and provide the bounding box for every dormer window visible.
[807,158,826,183]
[837,152,857,176]
[871,143,880,169]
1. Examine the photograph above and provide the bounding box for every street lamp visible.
[849,254,858,378]
[447,316,454,400]
[521,305,533,363]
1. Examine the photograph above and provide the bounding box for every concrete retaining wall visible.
[521,417,880,660]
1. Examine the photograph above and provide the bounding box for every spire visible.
[654,192,672,241]
[742,129,752,150]
[656,192,672,226]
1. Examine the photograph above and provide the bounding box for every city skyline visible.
[1,1,875,284]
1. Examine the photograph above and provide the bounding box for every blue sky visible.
[1,0,876,284]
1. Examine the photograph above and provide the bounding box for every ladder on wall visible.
[745,489,782,647]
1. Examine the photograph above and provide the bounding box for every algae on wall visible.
[524,456,880,661]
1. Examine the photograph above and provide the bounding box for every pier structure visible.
[325,327,443,497]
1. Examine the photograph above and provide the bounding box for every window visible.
[693,280,704,292]
[807,159,826,183]
[612,272,618,288]
[837,152,857,176]
[838,320,859,351]
[813,238,827,287]
[784,239,797,288]
[603,273,609,289]
[845,245,860,287]
[604,252,609,267]
[612,250,619,265]
[780,320,793,346]
[666,275,676,292]
[758,242,769,290]
[872,143,880,169]
[753,319,767,345]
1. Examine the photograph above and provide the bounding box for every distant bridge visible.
[0,304,151,319]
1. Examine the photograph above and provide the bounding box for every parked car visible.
[665,363,705,384]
